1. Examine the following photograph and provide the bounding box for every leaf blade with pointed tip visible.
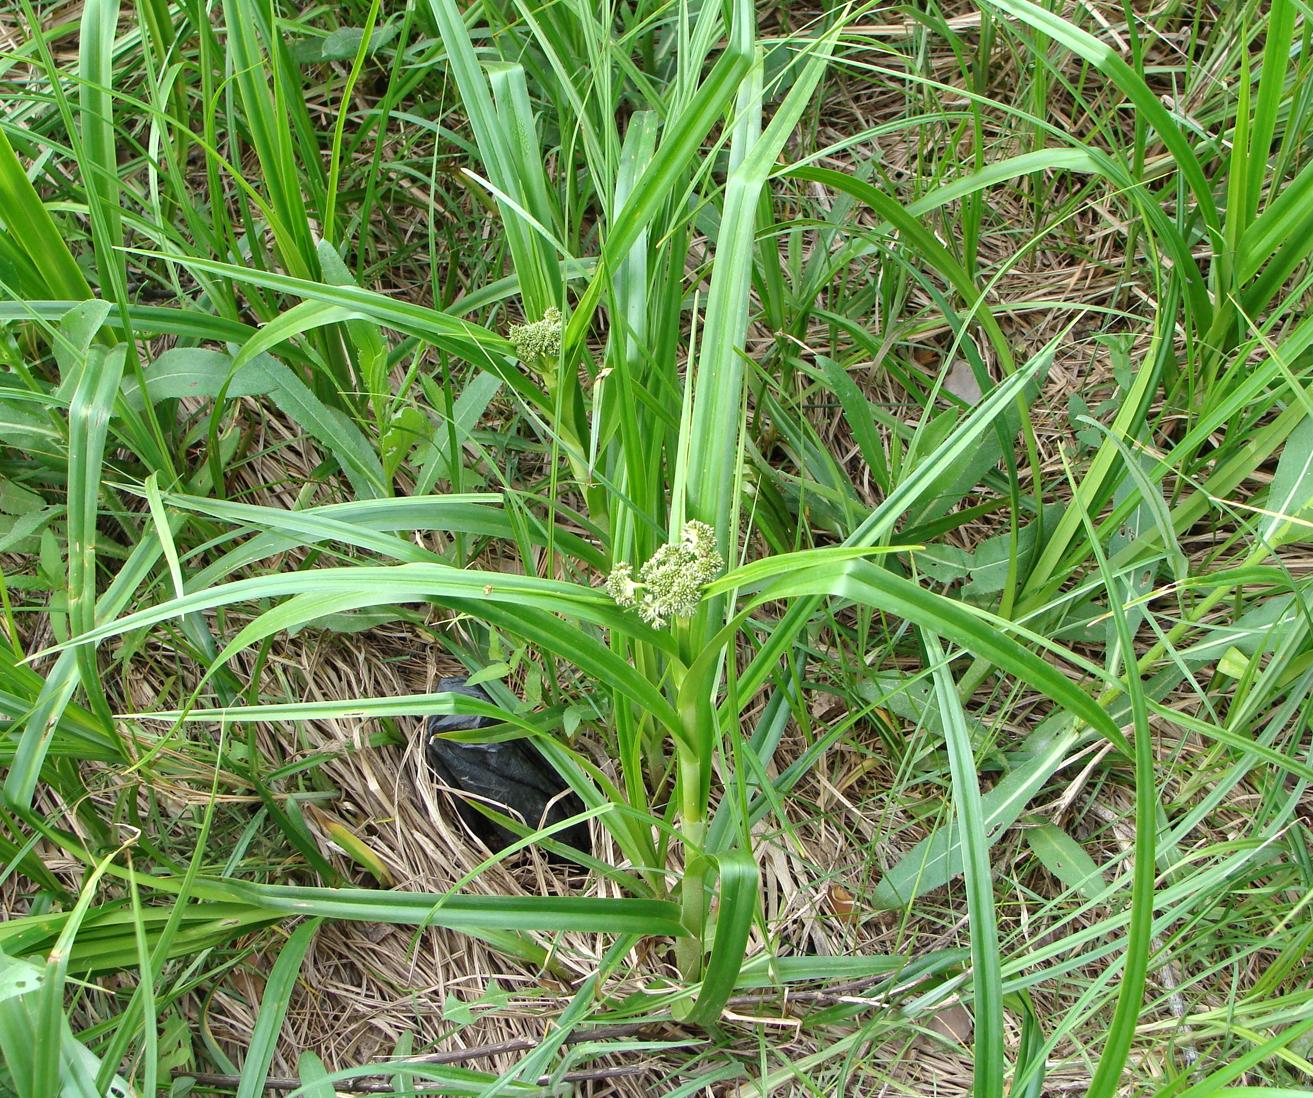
[1025,823,1106,903]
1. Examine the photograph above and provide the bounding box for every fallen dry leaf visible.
[826,882,859,922]
[925,1002,973,1045]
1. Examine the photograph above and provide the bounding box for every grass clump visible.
[1,0,1313,1094]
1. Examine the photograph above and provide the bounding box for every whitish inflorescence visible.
[509,306,563,362]
[606,521,722,627]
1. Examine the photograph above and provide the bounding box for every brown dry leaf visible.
[826,882,859,922]
[925,1002,973,1046]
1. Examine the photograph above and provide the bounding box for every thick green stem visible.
[674,750,709,979]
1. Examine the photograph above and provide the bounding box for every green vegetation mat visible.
[2,0,1312,1093]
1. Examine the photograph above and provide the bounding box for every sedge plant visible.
[5,0,1313,1092]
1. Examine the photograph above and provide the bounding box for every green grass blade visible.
[749,559,1129,754]
[1243,0,1297,227]
[297,1050,335,1098]
[685,849,758,1025]
[39,562,684,736]
[4,517,167,808]
[235,918,321,1098]
[65,338,126,727]
[563,7,753,355]
[1158,1017,1313,1098]
[1068,464,1156,1098]
[0,129,91,300]
[221,0,317,279]
[732,356,1044,705]
[33,848,122,1098]
[150,876,689,937]
[78,0,127,297]
[123,250,544,406]
[924,631,1004,1098]
[421,0,553,313]
[987,0,1219,235]
[872,719,1082,909]
[685,29,837,547]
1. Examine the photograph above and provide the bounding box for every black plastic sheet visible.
[425,676,591,856]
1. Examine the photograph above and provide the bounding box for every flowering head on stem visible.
[509,306,563,363]
[606,521,722,628]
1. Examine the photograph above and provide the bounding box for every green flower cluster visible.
[509,306,562,362]
[606,521,722,627]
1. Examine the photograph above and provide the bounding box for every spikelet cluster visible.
[509,306,562,362]
[606,521,722,627]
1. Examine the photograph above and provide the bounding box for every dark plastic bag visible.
[425,676,591,856]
